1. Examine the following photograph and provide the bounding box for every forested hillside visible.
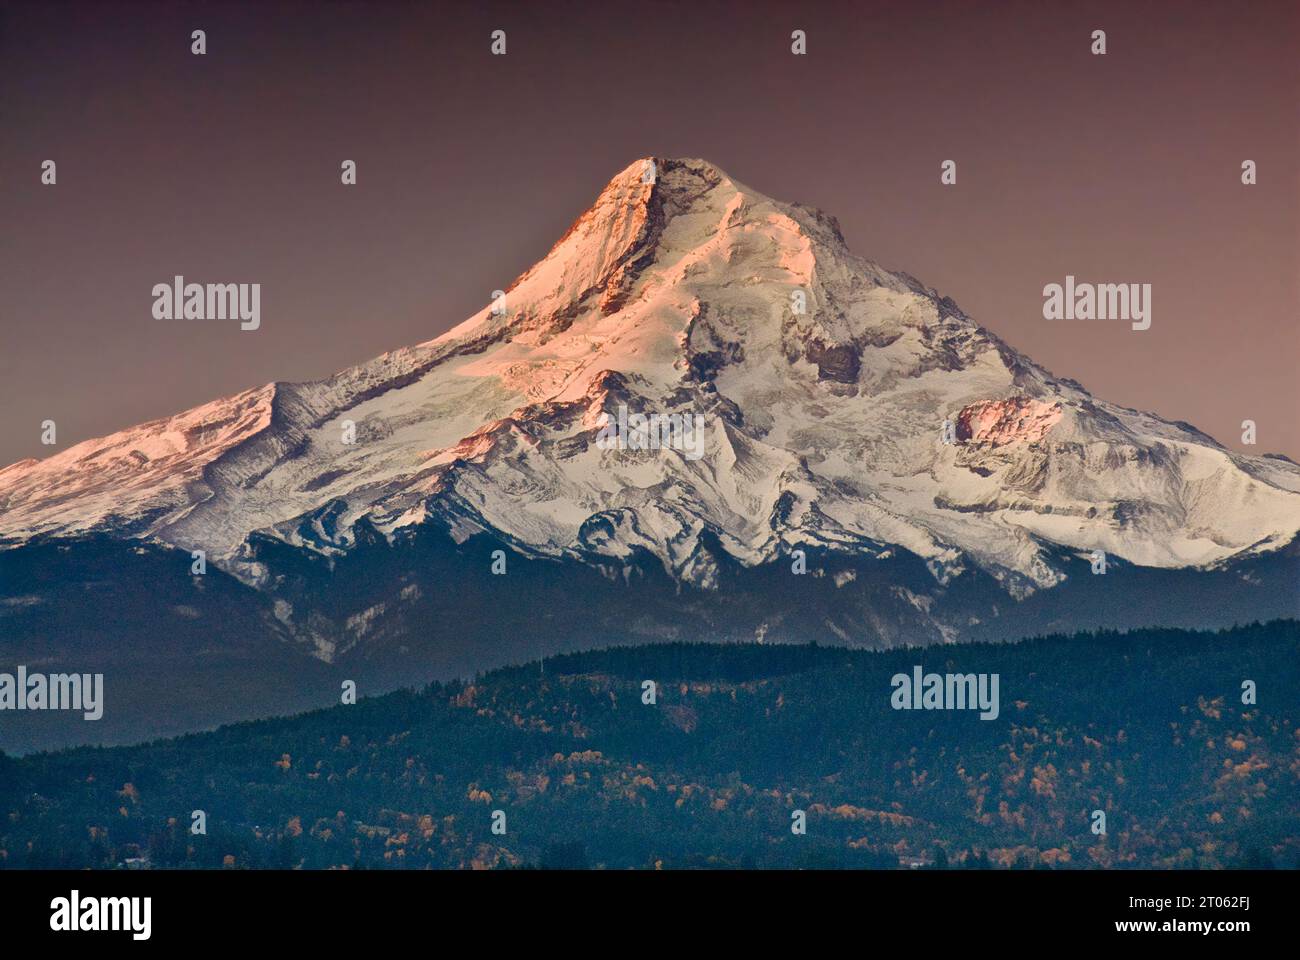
[2,621,1296,869]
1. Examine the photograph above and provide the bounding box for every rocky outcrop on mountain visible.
[957,397,1063,446]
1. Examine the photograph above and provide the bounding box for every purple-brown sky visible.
[2,0,1296,467]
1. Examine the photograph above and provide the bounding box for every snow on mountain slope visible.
[2,158,1298,598]
[0,385,275,540]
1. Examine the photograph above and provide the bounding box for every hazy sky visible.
[2,0,1296,467]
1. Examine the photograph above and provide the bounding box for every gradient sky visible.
[2,0,1296,467]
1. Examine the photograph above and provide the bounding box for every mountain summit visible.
[2,158,1298,671]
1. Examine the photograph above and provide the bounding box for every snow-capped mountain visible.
[5,158,1298,580]
[5,156,1298,750]
[2,157,1298,692]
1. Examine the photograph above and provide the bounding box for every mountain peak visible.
[603,156,729,196]
[2,158,1298,610]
